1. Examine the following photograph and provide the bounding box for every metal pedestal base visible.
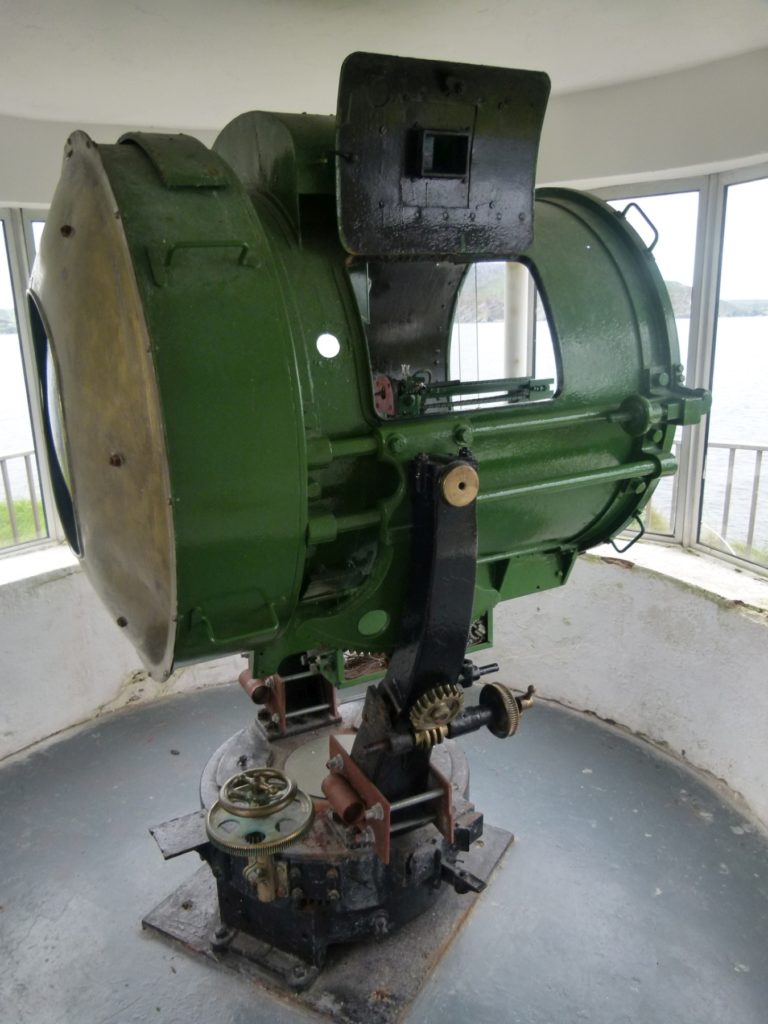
[143,823,513,1024]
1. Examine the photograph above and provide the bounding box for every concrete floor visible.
[1,684,766,1024]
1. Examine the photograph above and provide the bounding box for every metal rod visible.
[284,702,331,720]
[478,458,667,504]
[721,447,736,539]
[280,669,316,683]
[746,449,763,557]
[471,406,627,436]
[24,453,43,536]
[389,815,435,834]
[1,459,19,544]
[389,787,443,813]
[668,438,681,533]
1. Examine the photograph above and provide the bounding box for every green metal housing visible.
[29,100,709,682]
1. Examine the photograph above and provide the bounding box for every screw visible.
[365,802,384,821]
[109,453,125,467]
[214,924,228,939]
[327,889,341,902]
[387,434,406,455]
[60,224,74,238]
[116,616,128,628]
[326,755,344,772]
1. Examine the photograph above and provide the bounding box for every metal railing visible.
[617,438,767,571]
[0,450,47,549]
[701,441,767,565]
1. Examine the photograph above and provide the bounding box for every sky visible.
[610,178,767,302]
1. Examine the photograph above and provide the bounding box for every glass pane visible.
[31,220,45,257]
[447,261,558,414]
[699,177,768,568]
[608,190,699,536]
[0,220,47,549]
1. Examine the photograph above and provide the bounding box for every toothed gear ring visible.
[409,683,465,730]
[206,767,314,857]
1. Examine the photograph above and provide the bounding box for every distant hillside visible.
[455,269,768,323]
[664,281,768,318]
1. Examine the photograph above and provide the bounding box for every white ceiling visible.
[1,0,767,128]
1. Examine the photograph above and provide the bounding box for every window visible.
[600,167,768,573]
[448,261,558,413]
[699,176,768,566]
[605,190,700,536]
[0,209,52,552]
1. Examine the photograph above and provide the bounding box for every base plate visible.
[143,823,513,1024]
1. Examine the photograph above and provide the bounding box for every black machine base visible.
[143,823,513,1024]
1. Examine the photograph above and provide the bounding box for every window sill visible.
[588,539,768,615]
[0,542,77,588]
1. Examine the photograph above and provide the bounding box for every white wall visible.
[538,48,768,187]
[492,554,768,827]
[0,116,216,207]
[2,550,766,830]
[0,559,241,759]
[1,48,766,206]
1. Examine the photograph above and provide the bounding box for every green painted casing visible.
[84,121,708,679]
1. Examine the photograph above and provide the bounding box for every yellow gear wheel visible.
[409,683,464,730]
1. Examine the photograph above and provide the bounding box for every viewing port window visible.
[369,259,559,421]
[448,260,559,410]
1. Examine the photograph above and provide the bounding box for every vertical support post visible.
[504,262,533,379]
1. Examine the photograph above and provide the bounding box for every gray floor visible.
[1,684,766,1024]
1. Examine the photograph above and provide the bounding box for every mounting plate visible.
[143,824,513,1024]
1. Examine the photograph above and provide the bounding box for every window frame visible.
[596,161,768,576]
[0,205,62,554]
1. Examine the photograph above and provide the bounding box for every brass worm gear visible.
[409,683,464,730]
[414,725,449,749]
[206,767,314,857]
[479,682,521,738]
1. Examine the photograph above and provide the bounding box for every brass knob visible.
[441,464,479,507]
